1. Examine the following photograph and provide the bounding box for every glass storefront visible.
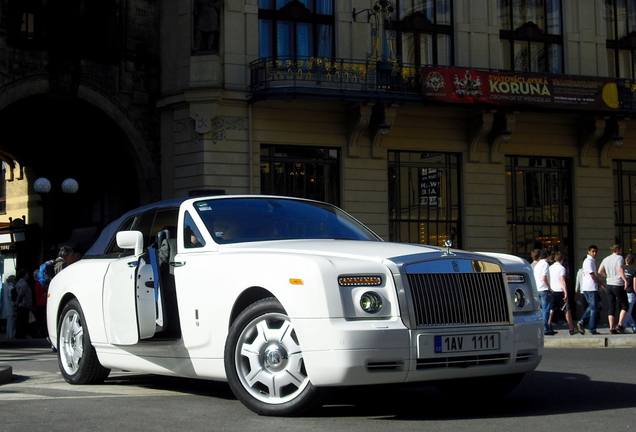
[260,144,340,205]
[506,156,573,262]
[388,151,461,247]
[614,160,636,253]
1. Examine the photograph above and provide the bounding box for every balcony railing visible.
[249,56,425,103]
[250,56,636,115]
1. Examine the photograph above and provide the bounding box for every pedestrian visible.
[620,254,636,333]
[577,245,603,335]
[550,252,578,335]
[2,275,16,339]
[530,249,541,270]
[14,269,32,339]
[33,269,48,338]
[534,249,555,335]
[54,246,75,275]
[598,244,629,334]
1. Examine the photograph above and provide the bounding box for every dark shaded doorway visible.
[0,95,141,267]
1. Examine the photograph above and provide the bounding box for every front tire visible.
[224,297,326,416]
[58,299,110,384]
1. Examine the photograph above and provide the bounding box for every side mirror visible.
[116,231,144,256]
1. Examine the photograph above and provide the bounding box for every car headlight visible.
[359,291,383,314]
[514,288,526,308]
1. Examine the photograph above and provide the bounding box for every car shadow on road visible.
[103,373,237,400]
[78,369,636,419]
[316,371,636,419]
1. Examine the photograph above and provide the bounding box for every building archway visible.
[0,91,159,269]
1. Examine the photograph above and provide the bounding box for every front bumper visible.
[295,317,543,387]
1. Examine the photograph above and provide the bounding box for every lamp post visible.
[353,0,396,57]
[33,177,79,259]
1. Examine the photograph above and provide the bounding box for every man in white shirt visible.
[549,252,577,335]
[577,245,603,335]
[534,249,555,335]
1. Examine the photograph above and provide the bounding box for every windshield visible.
[193,198,381,244]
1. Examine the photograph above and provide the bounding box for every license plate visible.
[434,333,500,354]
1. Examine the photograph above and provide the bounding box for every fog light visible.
[514,288,526,308]
[360,291,383,313]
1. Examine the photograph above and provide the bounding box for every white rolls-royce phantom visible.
[47,195,543,416]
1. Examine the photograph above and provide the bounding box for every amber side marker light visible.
[289,279,304,285]
[507,274,525,284]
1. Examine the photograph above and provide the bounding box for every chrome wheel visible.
[234,311,309,404]
[59,308,84,376]
[57,299,110,384]
[225,298,326,416]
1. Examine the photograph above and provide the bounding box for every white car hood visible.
[217,239,443,263]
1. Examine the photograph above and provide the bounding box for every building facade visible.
[1,0,636,281]
[158,0,636,274]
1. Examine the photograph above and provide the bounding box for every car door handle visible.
[170,261,186,267]
[127,261,139,268]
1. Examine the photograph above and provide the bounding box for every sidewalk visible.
[542,323,636,348]
[0,336,52,385]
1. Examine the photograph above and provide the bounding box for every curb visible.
[544,333,636,348]
[0,365,12,385]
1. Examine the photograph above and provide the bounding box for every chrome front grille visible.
[407,272,510,327]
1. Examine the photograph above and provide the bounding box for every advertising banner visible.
[422,67,620,112]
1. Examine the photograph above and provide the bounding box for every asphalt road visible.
[1,341,635,432]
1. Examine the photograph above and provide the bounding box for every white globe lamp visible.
[61,178,79,194]
[34,177,52,194]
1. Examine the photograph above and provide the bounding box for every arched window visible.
[606,0,636,78]
[258,0,334,60]
[499,0,563,73]
[394,0,454,66]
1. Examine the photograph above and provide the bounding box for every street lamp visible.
[34,177,79,194]
[33,177,52,194]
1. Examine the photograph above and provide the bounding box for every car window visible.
[151,208,179,246]
[183,211,206,248]
[104,216,137,256]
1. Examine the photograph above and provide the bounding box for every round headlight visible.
[514,288,526,308]
[360,291,383,314]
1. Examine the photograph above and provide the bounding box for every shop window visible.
[506,156,572,262]
[394,0,454,66]
[388,151,461,247]
[498,0,564,73]
[606,0,636,79]
[258,0,334,60]
[260,145,340,205]
[613,160,636,253]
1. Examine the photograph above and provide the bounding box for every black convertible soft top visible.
[84,197,188,256]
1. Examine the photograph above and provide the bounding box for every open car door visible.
[103,231,161,345]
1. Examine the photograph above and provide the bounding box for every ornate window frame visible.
[498,0,564,73]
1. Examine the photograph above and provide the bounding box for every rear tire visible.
[224,297,327,416]
[58,299,110,384]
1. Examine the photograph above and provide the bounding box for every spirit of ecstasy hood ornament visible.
[443,239,455,256]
